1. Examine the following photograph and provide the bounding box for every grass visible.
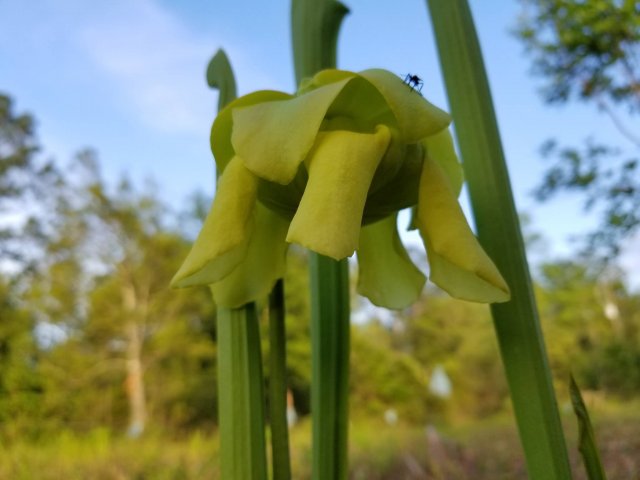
[0,429,220,480]
[1,404,639,479]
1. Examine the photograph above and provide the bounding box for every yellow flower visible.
[172,69,510,309]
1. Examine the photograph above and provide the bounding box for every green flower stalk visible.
[172,68,510,308]
[426,1,572,478]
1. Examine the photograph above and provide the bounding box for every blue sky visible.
[1,0,638,280]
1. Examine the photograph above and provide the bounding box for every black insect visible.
[403,73,423,94]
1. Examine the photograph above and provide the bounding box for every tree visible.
[0,277,44,441]
[0,94,64,441]
[515,0,640,257]
[536,260,615,378]
[350,319,433,423]
[64,153,217,435]
[398,292,508,419]
[81,231,217,433]
[18,150,218,436]
[0,93,59,268]
[534,257,640,396]
[0,94,221,437]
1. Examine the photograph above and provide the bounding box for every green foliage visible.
[350,321,431,423]
[536,261,613,379]
[535,139,639,257]
[589,338,640,395]
[394,293,508,420]
[0,278,44,442]
[0,93,59,267]
[536,259,640,397]
[143,290,218,431]
[0,94,37,197]
[515,0,640,107]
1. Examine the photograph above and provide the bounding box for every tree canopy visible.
[515,0,640,258]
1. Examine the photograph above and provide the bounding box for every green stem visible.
[291,1,352,478]
[309,255,350,480]
[268,279,292,480]
[217,304,268,480]
[291,0,349,84]
[208,50,268,480]
[425,1,572,479]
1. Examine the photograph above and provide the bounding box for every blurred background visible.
[0,0,639,478]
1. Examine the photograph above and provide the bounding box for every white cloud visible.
[1,0,289,138]
[74,0,217,135]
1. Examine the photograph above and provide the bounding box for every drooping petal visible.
[231,78,352,184]
[171,156,258,288]
[210,203,290,308]
[359,69,451,143]
[422,128,464,196]
[357,214,426,309]
[211,90,292,173]
[287,125,391,259]
[416,156,510,303]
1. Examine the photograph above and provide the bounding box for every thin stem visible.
[217,304,268,480]
[425,1,573,479]
[268,279,292,480]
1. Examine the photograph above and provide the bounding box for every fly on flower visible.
[172,68,510,309]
